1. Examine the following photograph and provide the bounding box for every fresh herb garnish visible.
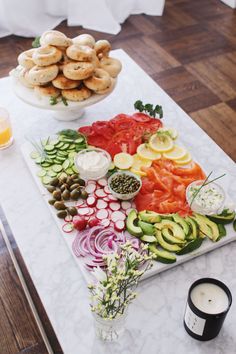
[32,36,41,48]
[49,96,58,105]
[134,100,163,118]
[57,129,80,140]
[190,171,226,207]
[61,97,68,106]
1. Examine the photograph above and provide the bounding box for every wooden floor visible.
[0,0,235,353]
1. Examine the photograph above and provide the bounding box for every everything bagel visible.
[33,45,62,66]
[63,61,94,80]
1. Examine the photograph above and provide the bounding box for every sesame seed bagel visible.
[61,86,91,101]
[33,45,62,66]
[27,64,59,85]
[40,30,72,47]
[83,68,111,91]
[18,49,36,70]
[52,74,81,89]
[63,61,94,80]
[99,57,122,78]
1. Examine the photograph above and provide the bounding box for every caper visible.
[54,201,66,210]
[70,183,80,191]
[52,190,62,201]
[80,190,88,199]
[50,177,59,186]
[77,178,85,186]
[48,199,56,205]
[70,189,81,200]
[67,207,78,216]
[46,185,56,193]
[62,189,70,200]
[57,210,67,219]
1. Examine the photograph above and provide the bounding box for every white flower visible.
[91,267,107,283]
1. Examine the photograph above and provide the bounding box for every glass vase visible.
[93,312,127,342]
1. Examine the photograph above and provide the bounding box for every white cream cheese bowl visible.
[74,148,111,180]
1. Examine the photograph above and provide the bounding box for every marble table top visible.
[0,49,236,354]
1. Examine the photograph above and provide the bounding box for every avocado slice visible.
[126,209,143,237]
[185,217,199,240]
[139,210,161,223]
[140,235,157,243]
[149,244,176,264]
[138,220,155,235]
[207,210,235,225]
[234,219,236,232]
[176,238,203,255]
[192,214,219,242]
[155,230,182,252]
[215,224,226,241]
[162,228,186,245]
[172,214,190,236]
[155,219,186,240]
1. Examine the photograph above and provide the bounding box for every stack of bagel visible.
[15,30,122,102]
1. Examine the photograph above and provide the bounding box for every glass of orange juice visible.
[0,108,13,149]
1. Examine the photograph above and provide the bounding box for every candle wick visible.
[208,299,212,302]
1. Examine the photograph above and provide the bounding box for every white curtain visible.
[0,0,165,38]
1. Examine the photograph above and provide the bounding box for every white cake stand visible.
[11,76,117,121]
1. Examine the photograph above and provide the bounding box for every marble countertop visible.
[0,50,236,354]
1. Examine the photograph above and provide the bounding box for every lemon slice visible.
[149,134,174,152]
[163,145,187,160]
[137,144,162,161]
[158,127,178,140]
[114,152,134,169]
[132,154,152,169]
[174,151,192,165]
[130,168,147,177]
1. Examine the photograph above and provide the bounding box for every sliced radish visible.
[109,202,121,211]
[131,202,136,208]
[104,196,110,202]
[125,208,136,216]
[121,201,132,210]
[85,183,96,194]
[100,218,110,227]
[87,208,95,216]
[62,222,74,233]
[104,185,111,194]
[111,211,126,222]
[95,189,107,198]
[96,199,108,209]
[86,196,97,207]
[76,200,86,207]
[108,194,118,201]
[114,220,125,232]
[64,214,73,222]
[77,207,91,216]
[96,209,109,220]
[97,178,107,187]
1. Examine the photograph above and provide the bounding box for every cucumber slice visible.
[30,151,40,159]
[60,137,74,143]
[75,137,84,144]
[68,152,77,159]
[72,165,79,173]
[41,162,51,168]
[52,164,63,173]
[65,168,74,175]
[68,144,76,150]
[57,151,68,157]
[55,141,64,148]
[62,159,70,170]
[47,170,57,177]
[58,172,68,179]
[37,169,47,177]
[176,238,203,255]
[35,157,45,164]
[42,176,52,184]
[59,143,70,150]
[45,144,55,152]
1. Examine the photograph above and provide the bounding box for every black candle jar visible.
[184,278,232,341]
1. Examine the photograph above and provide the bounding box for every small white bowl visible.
[74,148,111,180]
[108,171,142,200]
[186,180,225,215]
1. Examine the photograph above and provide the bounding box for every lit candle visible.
[184,278,232,341]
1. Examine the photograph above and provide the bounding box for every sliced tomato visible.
[78,125,93,136]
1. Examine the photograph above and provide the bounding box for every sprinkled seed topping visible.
[110,174,141,194]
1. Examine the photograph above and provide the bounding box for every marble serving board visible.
[21,141,236,283]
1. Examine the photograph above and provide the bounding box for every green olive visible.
[48,199,56,205]
[52,190,62,201]
[50,177,59,186]
[46,185,56,193]
[57,210,67,219]
[80,190,88,199]
[70,189,81,200]
[54,201,66,210]
[62,190,70,200]
[67,207,78,216]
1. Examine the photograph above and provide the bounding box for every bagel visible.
[72,34,95,48]
[99,57,122,78]
[83,68,111,91]
[61,86,91,101]
[94,40,111,58]
[27,64,59,85]
[94,78,115,95]
[63,61,94,80]
[34,85,60,98]
[40,30,72,47]
[33,45,62,66]
[66,44,95,62]
[52,74,81,89]
[16,66,35,88]
[17,49,36,69]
